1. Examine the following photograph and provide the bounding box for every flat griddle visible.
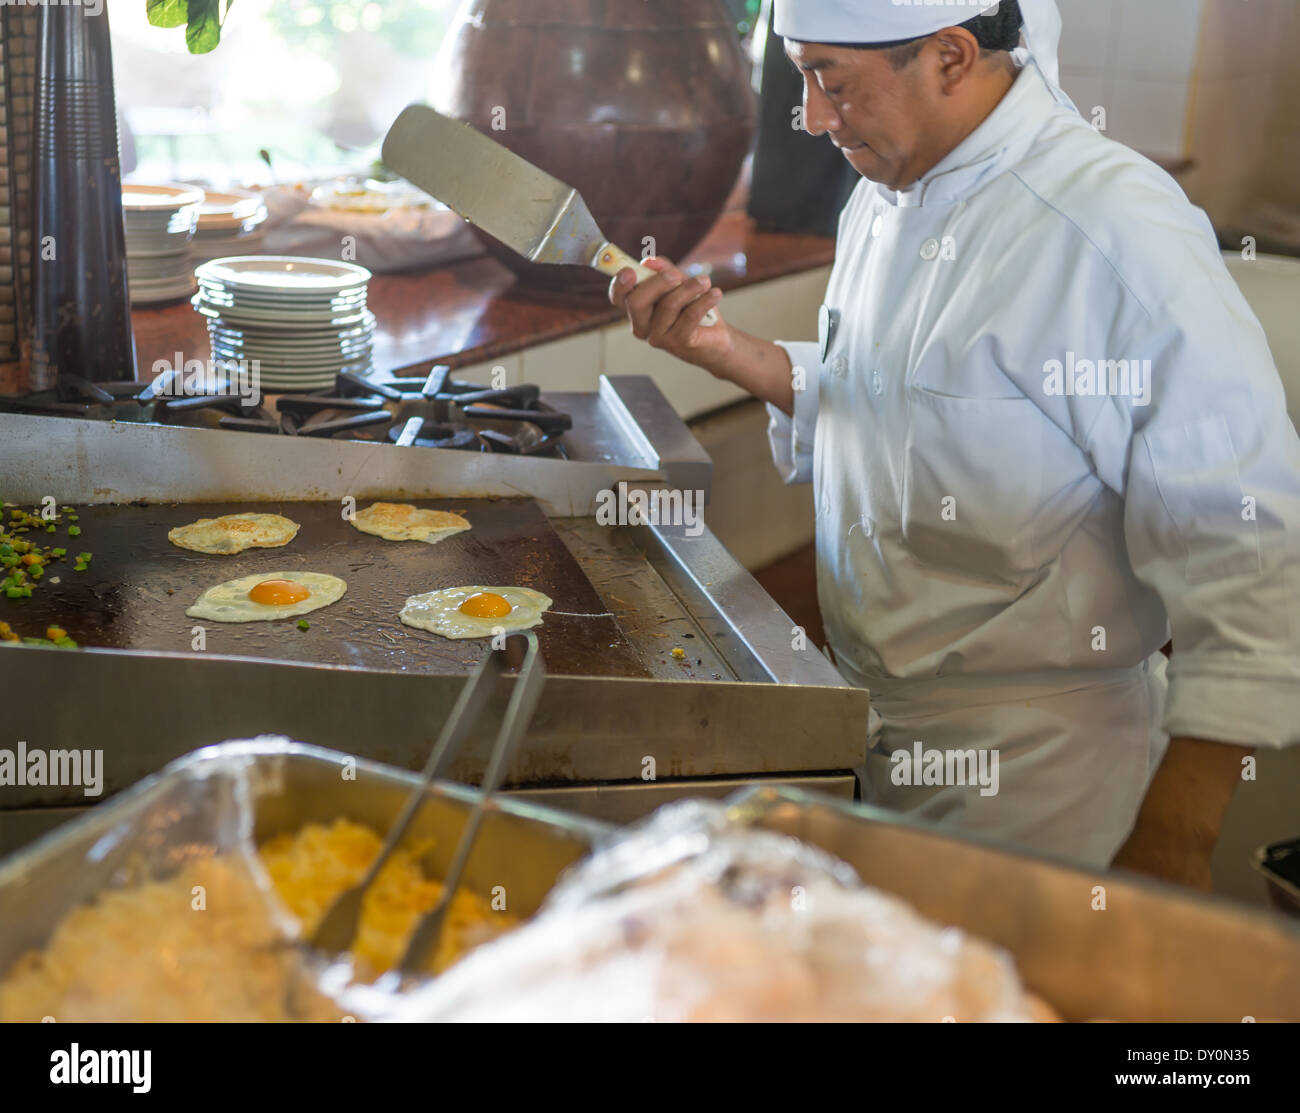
[2,498,649,677]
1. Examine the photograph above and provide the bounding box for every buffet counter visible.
[127,209,835,419]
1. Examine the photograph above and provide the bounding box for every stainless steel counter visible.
[0,376,868,853]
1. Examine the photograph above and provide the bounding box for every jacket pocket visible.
[901,388,1051,584]
[1143,415,1262,584]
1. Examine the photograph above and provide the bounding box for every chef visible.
[609,0,1300,884]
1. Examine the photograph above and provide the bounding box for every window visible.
[108,0,460,186]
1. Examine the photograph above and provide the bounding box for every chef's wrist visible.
[705,332,792,407]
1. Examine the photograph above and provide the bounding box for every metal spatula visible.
[380,104,717,326]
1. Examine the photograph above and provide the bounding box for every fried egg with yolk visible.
[350,503,470,544]
[399,586,552,640]
[168,512,299,554]
[185,571,347,623]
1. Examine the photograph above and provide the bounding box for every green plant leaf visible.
[146,0,189,30]
[185,0,223,53]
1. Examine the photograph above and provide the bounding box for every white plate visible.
[208,327,375,352]
[210,326,374,348]
[195,256,371,295]
[193,305,370,330]
[252,367,372,385]
[194,228,266,247]
[195,286,367,311]
[208,332,371,353]
[126,230,195,249]
[123,183,206,210]
[194,285,368,309]
[196,189,267,227]
[215,357,373,375]
[206,317,371,343]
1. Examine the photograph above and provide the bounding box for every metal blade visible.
[381,104,605,268]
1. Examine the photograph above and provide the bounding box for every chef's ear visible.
[929,28,983,92]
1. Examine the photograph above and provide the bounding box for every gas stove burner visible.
[3,364,573,454]
[334,363,572,455]
[386,421,481,451]
[0,374,159,420]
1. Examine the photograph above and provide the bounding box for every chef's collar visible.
[886,55,1060,209]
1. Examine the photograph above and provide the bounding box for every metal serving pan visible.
[1254,838,1300,918]
[0,739,606,976]
[730,785,1300,1022]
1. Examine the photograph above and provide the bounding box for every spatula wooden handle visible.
[594,242,719,327]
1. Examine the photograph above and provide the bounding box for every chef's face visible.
[785,33,983,190]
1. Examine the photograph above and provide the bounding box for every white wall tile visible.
[1113,0,1204,79]
[518,331,603,393]
[1056,0,1119,73]
[1059,70,1112,125]
[601,323,747,419]
[1107,76,1192,159]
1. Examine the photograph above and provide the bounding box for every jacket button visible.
[920,238,940,261]
[871,214,884,238]
[831,355,848,378]
[871,370,884,395]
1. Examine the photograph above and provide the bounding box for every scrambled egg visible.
[0,819,515,1021]
[259,819,515,977]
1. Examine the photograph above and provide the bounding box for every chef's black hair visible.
[801,1,1024,68]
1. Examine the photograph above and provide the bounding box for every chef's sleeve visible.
[1095,279,1300,750]
[766,340,821,485]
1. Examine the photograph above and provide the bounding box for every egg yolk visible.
[248,579,310,606]
[459,591,512,619]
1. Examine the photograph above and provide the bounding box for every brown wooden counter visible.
[130,209,833,384]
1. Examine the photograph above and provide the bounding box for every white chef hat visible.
[773,0,1076,113]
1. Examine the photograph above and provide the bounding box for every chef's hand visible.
[609,257,733,368]
[609,257,798,417]
[1111,737,1250,891]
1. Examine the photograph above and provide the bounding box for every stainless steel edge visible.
[0,775,859,855]
[632,513,853,688]
[0,412,663,515]
[725,784,1300,1023]
[506,774,855,827]
[595,376,713,501]
[1,648,868,809]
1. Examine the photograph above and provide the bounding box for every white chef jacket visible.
[768,59,1300,868]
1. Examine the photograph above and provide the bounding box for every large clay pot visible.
[429,0,757,299]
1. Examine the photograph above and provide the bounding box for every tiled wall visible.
[1055,0,1299,235]
[1056,0,1204,160]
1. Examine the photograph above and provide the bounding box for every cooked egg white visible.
[186,571,347,623]
[399,586,552,640]
[168,512,299,554]
[350,503,470,544]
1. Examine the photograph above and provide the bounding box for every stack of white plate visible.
[192,189,270,263]
[123,183,204,305]
[192,256,375,391]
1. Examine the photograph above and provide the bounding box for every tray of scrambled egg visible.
[0,737,604,1022]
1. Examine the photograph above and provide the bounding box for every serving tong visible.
[303,631,545,984]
